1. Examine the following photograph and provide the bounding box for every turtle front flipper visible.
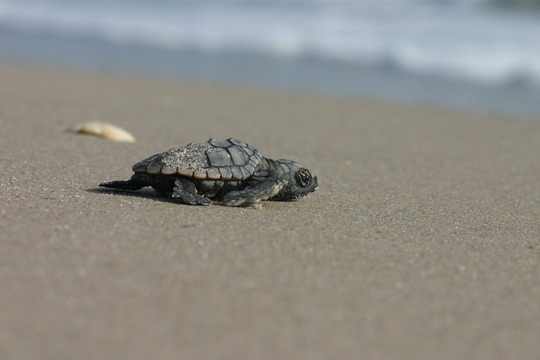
[172,179,211,206]
[222,170,284,207]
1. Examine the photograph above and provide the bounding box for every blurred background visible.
[1,0,539,118]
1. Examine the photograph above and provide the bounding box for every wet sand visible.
[1,63,539,360]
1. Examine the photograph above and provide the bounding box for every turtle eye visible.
[295,169,312,187]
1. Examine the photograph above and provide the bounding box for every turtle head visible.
[273,159,318,201]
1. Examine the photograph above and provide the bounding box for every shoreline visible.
[1,63,539,360]
[1,28,540,121]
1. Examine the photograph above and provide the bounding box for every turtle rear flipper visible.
[222,170,284,207]
[172,179,211,206]
[99,179,145,191]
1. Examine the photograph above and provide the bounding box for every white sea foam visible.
[1,0,539,87]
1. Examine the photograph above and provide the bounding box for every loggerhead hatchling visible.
[99,138,318,206]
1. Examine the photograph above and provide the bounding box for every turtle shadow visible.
[87,187,170,203]
[86,187,232,207]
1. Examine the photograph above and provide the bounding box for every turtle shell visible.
[132,138,263,181]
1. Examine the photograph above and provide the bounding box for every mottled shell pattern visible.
[132,138,264,181]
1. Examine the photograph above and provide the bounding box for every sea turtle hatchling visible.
[99,138,318,206]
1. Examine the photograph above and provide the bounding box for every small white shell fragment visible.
[69,121,136,143]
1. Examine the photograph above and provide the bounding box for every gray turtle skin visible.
[99,138,318,206]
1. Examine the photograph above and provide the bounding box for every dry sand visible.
[1,63,539,360]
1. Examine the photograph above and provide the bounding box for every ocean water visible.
[1,0,539,118]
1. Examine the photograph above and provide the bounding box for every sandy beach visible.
[1,63,539,360]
